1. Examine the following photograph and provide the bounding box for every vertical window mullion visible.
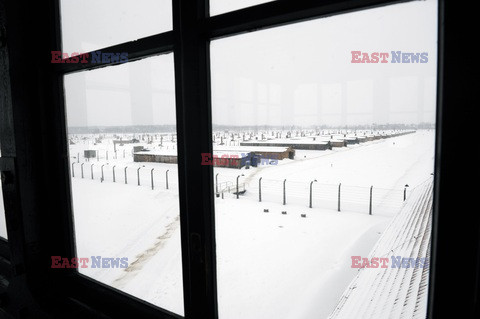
[173,0,218,318]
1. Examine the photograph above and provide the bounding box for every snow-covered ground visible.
[69,130,435,318]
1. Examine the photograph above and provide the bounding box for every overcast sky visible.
[62,0,437,128]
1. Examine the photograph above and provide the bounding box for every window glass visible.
[64,54,183,315]
[210,0,437,318]
[210,0,275,16]
[60,0,172,53]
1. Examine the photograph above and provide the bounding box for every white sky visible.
[62,0,438,128]
[210,0,275,16]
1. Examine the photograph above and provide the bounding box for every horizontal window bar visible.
[206,0,412,39]
[53,31,174,75]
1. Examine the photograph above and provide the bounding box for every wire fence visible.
[218,177,414,216]
[69,149,134,162]
[70,162,179,191]
[69,158,432,217]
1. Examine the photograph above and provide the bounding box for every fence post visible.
[77,153,80,163]
[215,173,219,193]
[90,164,94,180]
[403,184,409,201]
[151,168,154,190]
[81,163,84,178]
[309,179,317,208]
[101,164,105,182]
[72,163,75,178]
[338,183,341,212]
[259,177,262,202]
[124,166,128,184]
[166,170,169,189]
[283,179,286,205]
[137,167,141,186]
[369,186,373,215]
[113,166,116,183]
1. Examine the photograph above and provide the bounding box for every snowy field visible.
[69,130,435,318]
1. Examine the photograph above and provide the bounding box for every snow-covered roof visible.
[328,180,433,319]
[134,149,249,158]
[214,146,291,153]
[134,149,177,156]
[241,139,330,145]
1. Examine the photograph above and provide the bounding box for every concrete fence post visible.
[137,167,141,186]
[90,164,94,180]
[403,184,409,201]
[283,179,287,205]
[112,166,116,183]
[124,166,128,184]
[259,177,262,202]
[309,179,317,208]
[151,168,155,190]
[369,186,373,215]
[338,183,341,212]
[166,170,169,189]
[81,163,85,179]
[72,163,75,178]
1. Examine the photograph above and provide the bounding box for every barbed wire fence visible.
[69,157,433,217]
[70,161,179,192]
[217,177,418,216]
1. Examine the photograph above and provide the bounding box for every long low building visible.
[323,130,416,146]
[214,146,295,160]
[134,146,294,168]
[134,151,252,168]
[330,140,347,148]
[134,131,416,166]
[134,150,249,168]
[240,139,332,151]
[134,150,178,164]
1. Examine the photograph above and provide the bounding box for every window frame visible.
[1,0,477,318]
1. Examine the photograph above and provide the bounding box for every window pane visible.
[211,1,437,318]
[210,0,275,16]
[60,0,172,53]
[64,54,183,315]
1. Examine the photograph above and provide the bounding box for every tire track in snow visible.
[112,215,180,289]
